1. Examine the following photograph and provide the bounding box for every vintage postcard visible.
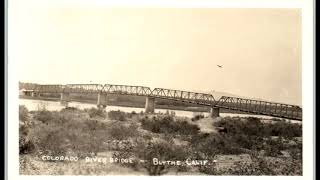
[7,0,315,179]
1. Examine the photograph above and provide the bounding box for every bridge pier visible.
[209,107,220,118]
[60,93,70,107]
[97,93,108,109]
[31,92,39,97]
[145,97,155,113]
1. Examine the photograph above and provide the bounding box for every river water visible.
[19,99,301,123]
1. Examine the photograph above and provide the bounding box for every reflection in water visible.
[19,99,301,123]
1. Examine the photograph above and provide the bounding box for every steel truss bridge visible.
[23,84,302,120]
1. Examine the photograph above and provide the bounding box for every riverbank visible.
[19,106,302,175]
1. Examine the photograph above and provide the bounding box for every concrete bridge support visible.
[210,107,220,118]
[31,92,39,97]
[60,93,70,107]
[97,93,107,109]
[145,97,155,113]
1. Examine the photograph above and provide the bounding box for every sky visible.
[10,4,301,105]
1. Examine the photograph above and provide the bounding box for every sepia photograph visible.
[9,3,309,176]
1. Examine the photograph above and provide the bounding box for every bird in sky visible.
[217,65,223,68]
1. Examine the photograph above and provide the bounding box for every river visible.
[19,98,301,123]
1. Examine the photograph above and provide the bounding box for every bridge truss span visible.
[65,84,104,94]
[33,84,65,94]
[102,84,152,96]
[215,96,302,120]
[25,83,302,120]
[151,88,216,106]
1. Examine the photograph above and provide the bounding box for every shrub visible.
[224,156,274,175]
[31,117,111,157]
[19,105,35,154]
[19,123,35,154]
[214,116,302,138]
[82,119,106,131]
[60,106,79,112]
[88,108,106,118]
[30,108,115,157]
[19,137,35,154]
[140,115,200,135]
[111,135,192,175]
[191,114,204,121]
[266,121,302,138]
[263,137,286,157]
[107,110,127,121]
[135,140,189,175]
[254,153,301,175]
[108,123,139,140]
[212,117,300,155]
[19,105,29,123]
[33,103,59,123]
[35,128,69,156]
[190,133,244,157]
[34,110,55,123]
[288,141,302,161]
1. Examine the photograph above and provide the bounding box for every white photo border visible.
[7,0,315,180]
